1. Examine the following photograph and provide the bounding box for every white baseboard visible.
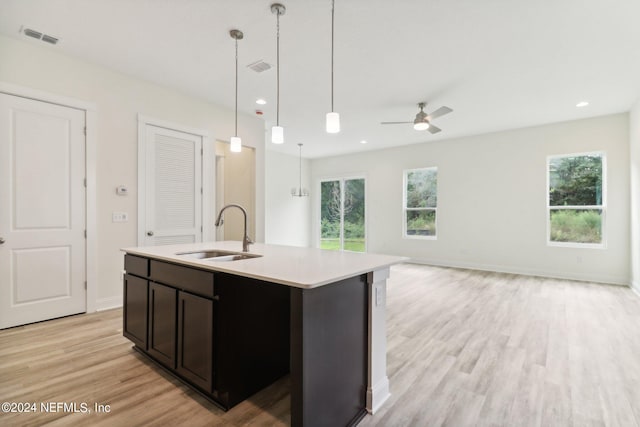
[632,280,640,296]
[366,376,391,414]
[95,296,123,311]
[407,258,629,286]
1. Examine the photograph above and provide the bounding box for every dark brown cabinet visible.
[123,274,148,349]
[147,282,177,369]
[177,291,213,393]
[123,254,290,410]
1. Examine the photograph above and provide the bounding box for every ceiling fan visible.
[381,102,453,133]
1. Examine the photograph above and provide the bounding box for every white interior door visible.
[143,124,202,246]
[0,93,86,329]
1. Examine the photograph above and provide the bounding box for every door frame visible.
[0,81,98,313]
[137,114,213,245]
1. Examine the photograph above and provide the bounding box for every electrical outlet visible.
[375,286,382,306]
[112,212,129,222]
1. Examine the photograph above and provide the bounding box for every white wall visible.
[311,114,630,285]
[265,150,311,247]
[0,34,266,308]
[630,100,640,292]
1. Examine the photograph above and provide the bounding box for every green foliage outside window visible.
[548,154,603,244]
[405,168,437,237]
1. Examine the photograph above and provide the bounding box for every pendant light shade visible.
[271,3,286,144]
[230,136,242,152]
[272,125,284,144]
[326,0,340,134]
[326,112,340,133]
[230,29,243,153]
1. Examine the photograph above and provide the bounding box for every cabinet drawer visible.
[150,260,214,298]
[125,255,149,278]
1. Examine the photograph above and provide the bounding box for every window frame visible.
[546,151,606,249]
[403,166,438,240]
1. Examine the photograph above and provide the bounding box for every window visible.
[320,177,366,252]
[403,167,437,238]
[547,152,605,246]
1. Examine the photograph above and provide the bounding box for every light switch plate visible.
[112,212,128,222]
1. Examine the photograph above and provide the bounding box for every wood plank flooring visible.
[1,263,640,426]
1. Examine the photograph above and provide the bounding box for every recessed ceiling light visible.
[360,140,368,144]
[576,101,589,107]
[256,98,267,105]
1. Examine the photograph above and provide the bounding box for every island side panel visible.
[366,268,391,413]
[290,275,368,427]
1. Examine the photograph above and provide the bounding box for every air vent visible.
[21,26,59,45]
[247,60,271,73]
[42,34,59,45]
[23,28,42,39]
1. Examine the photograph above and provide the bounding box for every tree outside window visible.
[548,153,605,245]
[403,167,437,238]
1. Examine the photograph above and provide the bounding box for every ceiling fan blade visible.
[427,124,442,134]
[380,121,413,125]
[426,106,453,120]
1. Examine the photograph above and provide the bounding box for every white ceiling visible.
[1,0,639,158]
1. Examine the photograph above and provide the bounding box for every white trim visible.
[0,82,97,111]
[407,257,629,286]
[96,296,123,311]
[632,280,640,297]
[85,110,97,313]
[137,114,209,138]
[202,135,215,242]
[137,114,212,246]
[0,82,98,314]
[366,268,391,414]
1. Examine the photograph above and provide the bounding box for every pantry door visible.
[140,122,203,246]
[0,93,86,329]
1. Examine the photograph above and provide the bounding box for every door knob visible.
[147,231,154,236]
[0,237,5,244]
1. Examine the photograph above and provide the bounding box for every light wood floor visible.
[1,264,640,426]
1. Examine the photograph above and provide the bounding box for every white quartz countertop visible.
[122,241,407,289]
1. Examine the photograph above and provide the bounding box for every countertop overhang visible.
[122,241,407,289]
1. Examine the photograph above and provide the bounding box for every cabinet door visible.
[148,282,177,369]
[123,274,148,349]
[177,291,213,393]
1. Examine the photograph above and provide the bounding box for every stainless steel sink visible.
[176,250,262,262]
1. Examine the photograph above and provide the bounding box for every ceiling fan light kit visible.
[381,102,452,134]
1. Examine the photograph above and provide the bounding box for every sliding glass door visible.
[320,177,365,252]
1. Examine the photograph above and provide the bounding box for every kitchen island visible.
[121,241,406,427]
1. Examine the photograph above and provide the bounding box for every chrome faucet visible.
[214,204,253,252]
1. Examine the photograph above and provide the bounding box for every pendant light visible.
[291,143,309,197]
[271,3,286,144]
[326,0,340,133]
[230,29,243,153]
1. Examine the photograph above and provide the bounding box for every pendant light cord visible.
[299,144,302,192]
[276,10,281,126]
[234,37,238,137]
[330,0,335,112]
